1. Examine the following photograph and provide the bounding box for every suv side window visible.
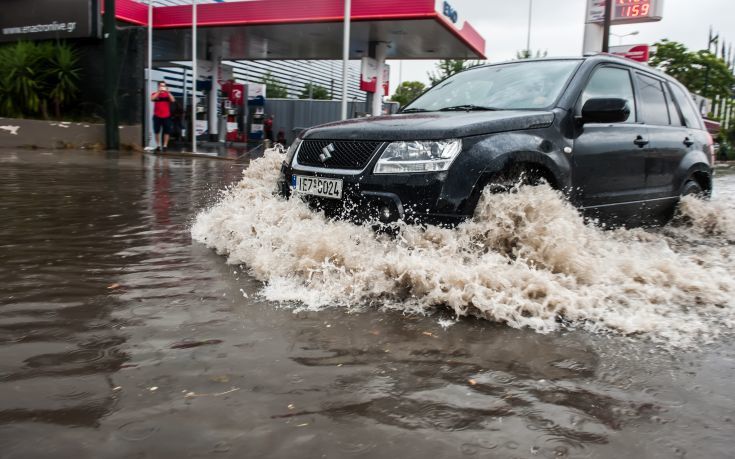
[580,66,636,122]
[635,73,669,126]
[665,85,684,127]
[669,83,703,129]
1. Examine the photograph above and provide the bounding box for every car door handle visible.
[683,137,694,147]
[633,135,649,147]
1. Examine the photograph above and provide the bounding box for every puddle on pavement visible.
[1,149,733,458]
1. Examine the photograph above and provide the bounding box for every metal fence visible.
[263,99,381,144]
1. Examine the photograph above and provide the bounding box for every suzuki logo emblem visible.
[319,143,335,162]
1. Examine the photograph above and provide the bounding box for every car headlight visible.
[285,138,302,165]
[373,139,462,174]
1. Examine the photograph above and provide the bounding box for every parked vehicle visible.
[278,55,713,227]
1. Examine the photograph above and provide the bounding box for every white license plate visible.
[291,175,343,199]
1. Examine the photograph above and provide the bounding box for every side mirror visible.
[581,98,630,124]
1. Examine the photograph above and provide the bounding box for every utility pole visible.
[526,0,533,55]
[103,0,119,150]
[601,0,612,53]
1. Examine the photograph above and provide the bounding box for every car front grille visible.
[296,140,382,170]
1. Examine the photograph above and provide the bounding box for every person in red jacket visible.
[151,81,175,152]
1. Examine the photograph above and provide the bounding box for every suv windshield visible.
[404,59,582,112]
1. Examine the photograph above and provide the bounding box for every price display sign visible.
[614,0,651,19]
[587,0,663,25]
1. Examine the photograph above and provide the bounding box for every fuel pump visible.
[246,83,266,143]
[221,80,245,142]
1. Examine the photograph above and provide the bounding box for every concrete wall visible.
[0,118,142,150]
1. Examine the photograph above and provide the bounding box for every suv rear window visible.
[669,83,703,129]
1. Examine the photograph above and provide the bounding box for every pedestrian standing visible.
[264,114,274,142]
[151,81,175,152]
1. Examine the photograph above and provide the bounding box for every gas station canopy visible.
[115,0,486,61]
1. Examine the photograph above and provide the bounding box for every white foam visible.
[192,150,735,346]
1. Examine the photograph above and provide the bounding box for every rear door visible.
[572,65,648,208]
[632,72,688,200]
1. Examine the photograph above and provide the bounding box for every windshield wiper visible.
[438,105,499,111]
[400,108,431,113]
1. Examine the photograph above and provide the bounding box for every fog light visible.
[380,205,393,220]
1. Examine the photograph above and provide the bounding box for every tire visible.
[680,179,703,197]
[671,179,705,224]
[486,165,544,194]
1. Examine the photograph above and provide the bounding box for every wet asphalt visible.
[0,149,733,459]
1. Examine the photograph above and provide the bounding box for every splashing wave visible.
[192,150,735,345]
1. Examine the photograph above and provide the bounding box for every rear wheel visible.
[672,179,705,224]
[680,179,704,197]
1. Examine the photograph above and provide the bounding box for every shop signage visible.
[609,44,650,62]
[0,0,100,42]
[360,57,390,96]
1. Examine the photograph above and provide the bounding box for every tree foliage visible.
[260,71,288,98]
[299,82,330,100]
[47,43,81,118]
[0,41,81,119]
[515,49,548,59]
[650,39,735,102]
[390,81,426,107]
[427,59,482,86]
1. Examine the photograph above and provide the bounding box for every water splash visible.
[192,150,735,345]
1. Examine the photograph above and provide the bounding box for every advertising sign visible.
[586,0,663,25]
[609,44,650,62]
[222,82,245,106]
[586,0,606,22]
[0,0,100,43]
[360,57,390,96]
[435,0,463,29]
[248,83,266,101]
[194,120,208,137]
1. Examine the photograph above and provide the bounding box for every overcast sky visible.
[388,0,735,94]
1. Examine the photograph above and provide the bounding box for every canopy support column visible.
[340,0,351,120]
[191,0,197,153]
[371,42,387,116]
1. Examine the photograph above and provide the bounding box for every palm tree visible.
[44,42,81,119]
[0,41,43,117]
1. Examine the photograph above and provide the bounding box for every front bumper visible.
[277,162,473,226]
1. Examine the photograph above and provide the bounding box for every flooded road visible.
[1,149,734,458]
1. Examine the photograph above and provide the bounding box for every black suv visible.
[278,55,713,226]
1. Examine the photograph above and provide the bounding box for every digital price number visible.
[615,0,651,19]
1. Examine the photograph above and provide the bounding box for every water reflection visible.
[0,150,732,459]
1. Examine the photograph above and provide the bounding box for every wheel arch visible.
[676,150,712,197]
[461,150,568,215]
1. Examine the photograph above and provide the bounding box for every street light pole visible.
[191,0,197,153]
[610,31,639,45]
[526,0,533,54]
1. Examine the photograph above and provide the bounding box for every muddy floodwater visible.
[1,149,734,459]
